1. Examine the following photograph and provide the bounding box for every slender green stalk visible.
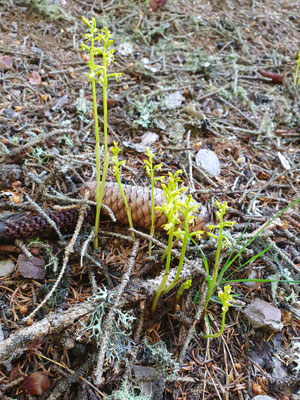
[81,17,122,249]
[151,172,203,311]
[201,201,235,311]
[164,229,189,293]
[94,50,108,248]
[89,32,101,249]
[151,225,175,312]
[163,195,203,295]
[111,142,135,239]
[144,147,163,256]
[202,310,226,339]
[220,198,300,274]
[164,226,176,277]
[150,182,154,253]
[151,171,183,312]
[202,285,232,339]
[204,215,224,310]
[193,198,300,305]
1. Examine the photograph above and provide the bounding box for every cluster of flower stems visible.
[81,17,300,339]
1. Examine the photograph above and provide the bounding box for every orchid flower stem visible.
[111,142,134,239]
[144,148,163,257]
[88,33,102,249]
[204,215,224,311]
[152,226,174,311]
[81,17,122,250]
[149,183,154,255]
[151,172,205,312]
[163,225,189,295]
[115,176,135,239]
[94,62,108,249]
[202,311,226,339]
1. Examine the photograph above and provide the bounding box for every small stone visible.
[140,131,159,147]
[244,269,261,288]
[243,298,283,332]
[195,149,221,177]
[118,42,134,56]
[165,91,185,109]
[4,109,19,119]
[0,259,15,277]
[252,396,276,400]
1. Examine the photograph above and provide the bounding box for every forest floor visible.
[0,0,299,399]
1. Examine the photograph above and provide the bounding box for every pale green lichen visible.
[23,0,74,21]
[77,287,135,368]
[133,98,159,128]
[107,381,147,400]
[143,339,180,379]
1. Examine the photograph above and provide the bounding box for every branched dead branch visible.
[0,298,96,365]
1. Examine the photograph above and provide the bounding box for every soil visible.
[0,0,299,399]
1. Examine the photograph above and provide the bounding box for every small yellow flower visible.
[218,285,233,314]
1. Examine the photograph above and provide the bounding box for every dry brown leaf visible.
[17,254,46,280]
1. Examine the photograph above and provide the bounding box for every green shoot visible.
[192,198,300,338]
[202,285,233,338]
[294,50,300,86]
[215,197,300,287]
[81,17,122,249]
[144,147,164,256]
[111,142,135,239]
[151,172,203,311]
[176,279,192,302]
[204,201,236,311]
[151,171,185,311]
[163,194,204,295]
